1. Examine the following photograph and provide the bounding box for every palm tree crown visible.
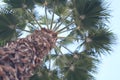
[0,0,115,80]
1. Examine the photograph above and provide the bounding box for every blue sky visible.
[0,0,120,80]
[96,0,120,80]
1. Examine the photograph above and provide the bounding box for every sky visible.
[0,0,120,80]
[96,0,120,80]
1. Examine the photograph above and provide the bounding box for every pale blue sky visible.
[96,0,120,80]
[0,0,120,80]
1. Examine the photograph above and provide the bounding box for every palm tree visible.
[0,0,115,80]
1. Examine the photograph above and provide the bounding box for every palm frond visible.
[34,0,45,5]
[30,66,59,80]
[53,52,99,80]
[0,12,17,40]
[83,27,115,56]
[4,0,35,9]
[0,40,6,46]
[72,0,110,30]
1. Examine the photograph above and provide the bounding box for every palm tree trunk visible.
[0,28,57,80]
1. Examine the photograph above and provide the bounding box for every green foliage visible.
[30,66,60,80]
[0,12,17,40]
[30,52,99,80]
[0,8,28,44]
[72,0,110,30]
[52,52,99,80]
[83,27,115,56]
[4,0,35,9]
[0,0,115,80]
[34,0,45,4]
[0,40,6,46]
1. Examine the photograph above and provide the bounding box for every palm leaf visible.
[72,0,110,30]
[83,27,115,56]
[53,52,99,80]
[0,12,17,40]
[0,40,6,46]
[30,66,59,80]
[34,0,45,4]
[4,0,35,9]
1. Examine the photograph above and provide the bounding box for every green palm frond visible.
[46,0,67,7]
[54,54,69,68]
[59,35,75,46]
[0,40,6,46]
[40,16,55,25]
[34,0,45,4]
[13,8,28,27]
[4,0,35,9]
[30,66,59,80]
[45,0,68,16]
[0,26,15,39]
[59,28,85,46]
[53,52,99,80]
[0,8,28,41]
[83,27,115,56]
[0,12,17,40]
[54,5,68,16]
[72,0,110,30]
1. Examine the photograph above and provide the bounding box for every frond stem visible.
[53,13,72,31]
[45,7,49,29]
[26,9,42,29]
[16,28,32,33]
[54,45,64,55]
[57,21,75,33]
[57,42,73,54]
[59,28,74,33]
[48,52,51,70]
[50,3,55,30]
